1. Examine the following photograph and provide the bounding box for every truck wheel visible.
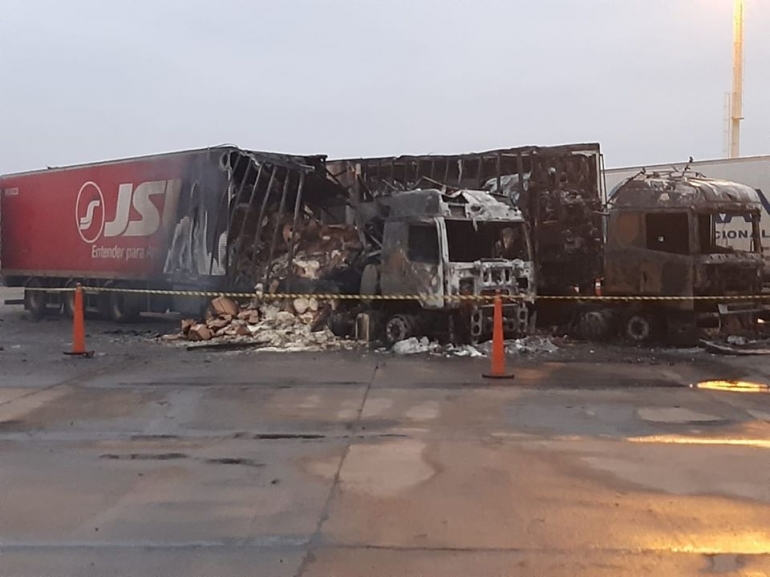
[102,286,142,323]
[578,310,612,341]
[624,313,659,344]
[24,279,49,319]
[385,314,417,345]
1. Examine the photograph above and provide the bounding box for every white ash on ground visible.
[387,336,557,357]
[390,337,443,355]
[479,336,559,356]
[162,296,356,352]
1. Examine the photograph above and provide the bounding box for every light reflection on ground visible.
[658,531,770,555]
[628,435,770,449]
[692,380,770,393]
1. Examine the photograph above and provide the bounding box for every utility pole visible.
[728,0,745,158]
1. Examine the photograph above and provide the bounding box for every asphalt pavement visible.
[1,287,769,576]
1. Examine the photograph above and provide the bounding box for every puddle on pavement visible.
[341,440,435,496]
[361,397,394,418]
[637,407,722,424]
[692,380,770,393]
[336,400,361,420]
[582,451,770,502]
[297,394,322,410]
[309,439,435,497]
[405,401,440,422]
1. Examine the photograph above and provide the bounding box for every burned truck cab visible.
[605,173,763,341]
[363,189,535,344]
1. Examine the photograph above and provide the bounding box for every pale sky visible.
[1,0,768,173]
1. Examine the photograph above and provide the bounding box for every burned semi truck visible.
[352,188,535,345]
[582,171,764,343]
[326,144,604,342]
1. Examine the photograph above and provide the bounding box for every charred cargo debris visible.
[169,296,353,353]
[219,149,356,292]
[162,147,361,297]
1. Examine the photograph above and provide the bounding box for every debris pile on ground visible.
[166,296,354,352]
[497,336,559,356]
[391,337,443,355]
[701,337,770,356]
[445,344,486,358]
[389,336,557,357]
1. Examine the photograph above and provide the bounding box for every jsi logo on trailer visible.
[75,180,182,244]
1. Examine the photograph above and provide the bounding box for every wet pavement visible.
[1,287,770,576]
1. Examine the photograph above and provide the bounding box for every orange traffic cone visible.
[482,295,515,380]
[64,284,93,358]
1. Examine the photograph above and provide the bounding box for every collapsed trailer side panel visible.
[0,149,229,284]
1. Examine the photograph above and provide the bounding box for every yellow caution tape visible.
[20,285,770,303]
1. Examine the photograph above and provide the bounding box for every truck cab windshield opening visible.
[445,220,529,263]
[699,212,762,254]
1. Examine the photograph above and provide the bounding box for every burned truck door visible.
[380,219,445,308]
[639,211,693,297]
[606,209,694,298]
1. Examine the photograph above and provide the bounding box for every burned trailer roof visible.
[2,144,327,180]
[220,147,348,208]
[374,189,524,221]
[611,173,761,213]
[328,143,602,200]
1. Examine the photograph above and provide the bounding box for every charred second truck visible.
[586,171,764,343]
[330,143,605,297]
[327,143,604,342]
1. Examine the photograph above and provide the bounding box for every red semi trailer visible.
[0,146,345,320]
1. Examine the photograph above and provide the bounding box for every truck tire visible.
[102,285,142,323]
[24,278,49,319]
[624,313,660,344]
[577,310,612,341]
[385,314,418,345]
